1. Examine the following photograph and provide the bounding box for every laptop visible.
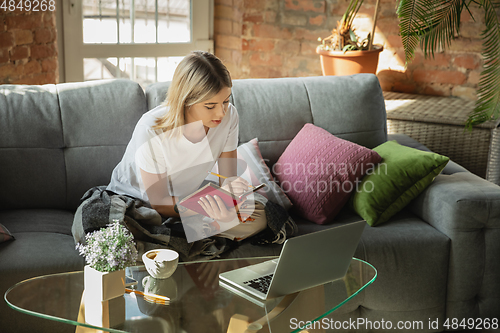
[219,220,366,306]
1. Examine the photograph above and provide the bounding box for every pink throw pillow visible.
[274,123,382,224]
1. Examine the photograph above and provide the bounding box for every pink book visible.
[178,183,265,217]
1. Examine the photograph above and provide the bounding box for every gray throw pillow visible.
[207,138,292,211]
[237,138,293,211]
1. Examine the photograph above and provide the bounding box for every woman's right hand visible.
[198,194,243,223]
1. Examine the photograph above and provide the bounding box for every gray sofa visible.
[1,74,499,333]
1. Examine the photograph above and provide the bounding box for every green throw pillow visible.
[350,141,449,226]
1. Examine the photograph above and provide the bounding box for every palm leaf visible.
[397,0,436,64]
[462,0,477,22]
[397,0,464,64]
[466,0,500,129]
[418,0,464,59]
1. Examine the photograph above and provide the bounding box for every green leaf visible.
[397,0,463,64]
[396,0,430,65]
[466,0,500,129]
[344,0,365,26]
[343,44,357,52]
[350,29,358,43]
[421,0,463,59]
[397,0,500,128]
[463,0,477,22]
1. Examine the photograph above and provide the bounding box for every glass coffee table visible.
[5,257,376,333]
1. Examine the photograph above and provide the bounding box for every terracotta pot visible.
[317,45,383,76]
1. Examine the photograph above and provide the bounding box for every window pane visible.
[157,57,184,82]
[158,0,190,43]
[84,58,119,79]
[83,0,118,43]
[118,0,132,43]
[83,0,191,44]
[84,57,184,87]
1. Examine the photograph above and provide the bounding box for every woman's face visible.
[185,87,232,130]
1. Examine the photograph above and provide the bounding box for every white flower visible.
[76,221,138,272]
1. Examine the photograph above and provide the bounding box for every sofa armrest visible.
[407,171,500,320]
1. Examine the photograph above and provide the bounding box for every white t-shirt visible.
[107,104,239,203]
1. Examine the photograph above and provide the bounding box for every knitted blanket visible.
[71,186,296,262]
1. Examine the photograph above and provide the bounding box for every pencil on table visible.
[125,288,169,304]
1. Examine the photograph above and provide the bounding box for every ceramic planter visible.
[84,294,126,328]
[317,45,383,76]
[84,265,125,302]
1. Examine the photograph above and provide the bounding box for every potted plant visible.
[396,0,500,129]
[316,0,383,76]
[76,220,138,302]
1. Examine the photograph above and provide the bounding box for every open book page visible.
[178,183,266,217]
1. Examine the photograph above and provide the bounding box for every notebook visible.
[178,182,266,217]
[219,220,366,307]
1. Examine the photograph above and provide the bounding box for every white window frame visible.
[58,0,213,82]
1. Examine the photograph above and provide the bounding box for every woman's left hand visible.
[198,195,241,223]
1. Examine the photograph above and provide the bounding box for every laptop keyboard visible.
[243,274,273,294]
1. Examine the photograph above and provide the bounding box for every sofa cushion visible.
[0,84,67,210]
[223,208,449,320]
[0,209,85,333]
[0,80,148,212]
[326,211,449,327]
[350,140,450,226]
[353,210,450,314]
[57,79,148,211]
[274,123,382,224]
[0,231,83,276]
[0,229,85,333]
[0,209,75,235]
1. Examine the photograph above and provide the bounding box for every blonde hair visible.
[153,51,232,138]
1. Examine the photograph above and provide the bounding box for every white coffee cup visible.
[142,249,179,279]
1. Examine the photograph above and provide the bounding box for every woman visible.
[106,51,267,242]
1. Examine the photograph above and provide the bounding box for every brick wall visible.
[0,11,58,85]
[214,0,498,101]
[214,0,244,79]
